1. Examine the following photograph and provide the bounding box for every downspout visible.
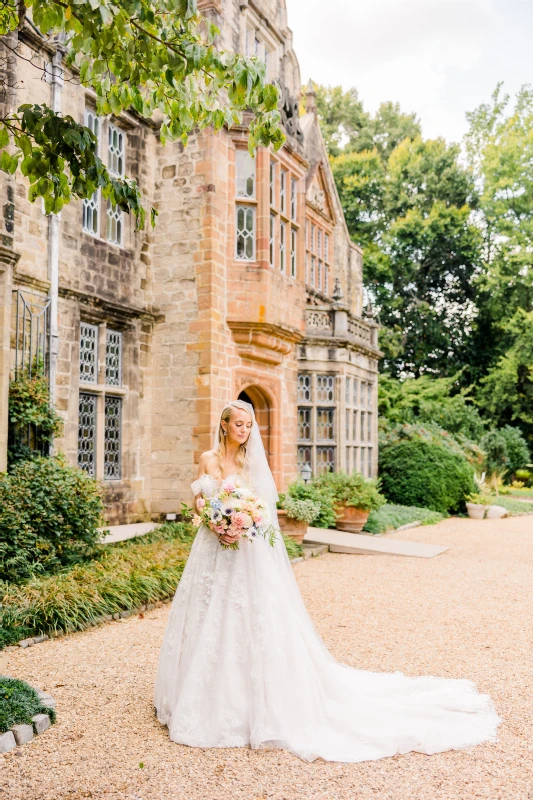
[46,41,64,450]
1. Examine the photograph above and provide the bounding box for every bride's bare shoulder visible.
[199,450,218,471]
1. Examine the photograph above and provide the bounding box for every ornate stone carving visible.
[308,181,326,212]
[227,320,303,366]
[280,84,304,144]
[305,309,333,334]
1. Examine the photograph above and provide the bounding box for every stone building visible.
[0,0,381,523]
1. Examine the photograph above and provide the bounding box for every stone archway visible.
[238,385,272,467]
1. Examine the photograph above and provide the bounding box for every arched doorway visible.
[238,385,272,466]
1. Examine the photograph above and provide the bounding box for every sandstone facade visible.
[0,0,382,523]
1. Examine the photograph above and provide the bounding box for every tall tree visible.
[0,0,284,226]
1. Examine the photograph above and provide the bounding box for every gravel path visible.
[2,515,533,800]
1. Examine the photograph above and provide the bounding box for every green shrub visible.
[0,676,56,733]
[312,471,386,513]
[380,420,485,470]
[0,522,193,645]
[279,496,321,524]
[497,426,530,475]
[283,480,337,528]
[480,430,508,475]
[8,371,63,468]
[515,469,533,487]
[0,456,104,583]
[282,534,303,560]
[379,439,475,513]
[363,504,444,534]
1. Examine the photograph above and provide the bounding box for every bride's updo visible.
[215,404,251,479]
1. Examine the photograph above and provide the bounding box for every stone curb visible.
[0,684,55,754]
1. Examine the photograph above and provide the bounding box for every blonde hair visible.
[215,404,251,479]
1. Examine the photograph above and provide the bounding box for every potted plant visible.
[465,492,493,519]
[312,472,386,533]
[277,495,321,544]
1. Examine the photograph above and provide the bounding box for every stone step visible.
[99,522,158,544]
[304,527,450,559]
[301,543,329,560]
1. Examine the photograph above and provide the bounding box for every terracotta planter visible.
[277,509,308,544]
[466,502,487,520]
[335,505,370,533]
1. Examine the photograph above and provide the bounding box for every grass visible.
[507,487,533,498]
[363,503,445,535]
[0,676,56,733]
[0,523,303,649]
[488,496,533,515]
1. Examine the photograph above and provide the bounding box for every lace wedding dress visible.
[154,403,501,764]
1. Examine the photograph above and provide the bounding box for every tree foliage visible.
[0,0,284,225]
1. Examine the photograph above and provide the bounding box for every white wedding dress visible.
[154,469,501,763]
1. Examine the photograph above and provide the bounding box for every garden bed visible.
[362,504,445,535]
[0,524,302,649]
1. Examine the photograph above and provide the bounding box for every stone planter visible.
[466,502,487,520]
[335,505,370,533]
[277,510,308,544]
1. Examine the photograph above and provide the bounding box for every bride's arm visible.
[192,451,214,512]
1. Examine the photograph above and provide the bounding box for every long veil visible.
[213,399,280,533]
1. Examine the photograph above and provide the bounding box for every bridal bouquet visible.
[192,477,277,550]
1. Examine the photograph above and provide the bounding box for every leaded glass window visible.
[105,329,122,386]
[80,323,98,383]
[346,377,350,404]
[346,446,351,472]
[236,206,255,260]
[368,382,373,409]
[107,124,124,245]
[368,447,372,477]
[291,177,297,220]
[236,150,255,198]
[82,110,100,236]
[269,214,275,267]
[345,408,350,439]
[290,227,297,278]
[310,255,315,285]
[367,411,372,440]
[298,446,312,470]
[297,374,312,402]
[352,409,357,441]
[78,393,97,475]
[270,161,275,206]
[280,220,286,272]
[317,374,334,402]
[107,202,123,246]
[317,408,335,441]
[280,169,287,214]
[325,233,329,262]
[361,411,366,441]
[298,407,311,440]
[353,379,358,406]
[360,447,366,476]
[324,265,329,295]
[317,229,322,258]
[104,396,122,479]
[317,260,322,290]
[108,124,124,177]
[316,446,335,475]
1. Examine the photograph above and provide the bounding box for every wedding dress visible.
[154,401,501,763]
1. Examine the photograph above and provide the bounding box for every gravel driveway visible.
[2,515,533,800]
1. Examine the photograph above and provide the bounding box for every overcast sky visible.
[287,0,533,144]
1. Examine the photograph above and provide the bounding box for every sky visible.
[287,0,533,144]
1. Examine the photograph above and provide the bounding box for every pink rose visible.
[196,498,206,509]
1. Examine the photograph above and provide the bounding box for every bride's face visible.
[222,408,253,445]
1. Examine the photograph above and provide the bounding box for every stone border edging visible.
[0,685,56,754]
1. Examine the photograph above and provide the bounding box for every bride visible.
[154,399,501,763]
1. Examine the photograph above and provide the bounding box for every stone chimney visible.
[305,79,317,117]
